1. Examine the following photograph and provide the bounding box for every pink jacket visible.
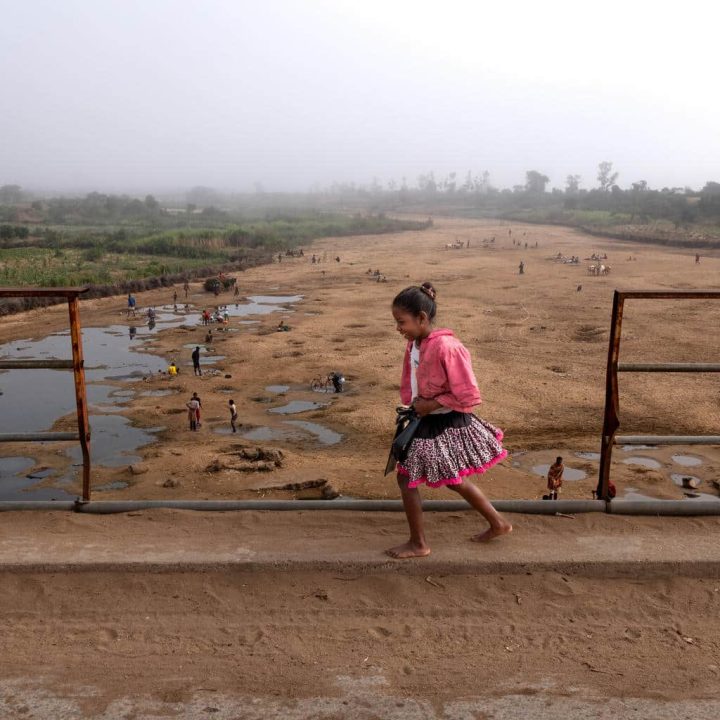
[400,329,482,413]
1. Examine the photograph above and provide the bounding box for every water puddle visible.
[623,487,655,500]
[93,480,129,491]
[531,464,587,481]
[671,455,703,467]
[240,426,289,442]
[0,294,304,499]
[66,416,163,468]
[269,400,325,415]
[266,385,290,394]
[622,456,662,470]
[621,445,657,451]
[247,295,302,305]
[671,474,702,488]
[575,452,600,461]
[0,456,75,500]
[283,420,342,446]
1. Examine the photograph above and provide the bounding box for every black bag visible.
[384,406,421,475]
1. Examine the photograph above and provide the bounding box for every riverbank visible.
[1,216,719,502]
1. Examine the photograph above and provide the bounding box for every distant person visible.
[518,260,525,275]
[191,391,202,426]
[186,396,200,431]
[277,253,282,263]
[330,371,345,393]
[277,319,290,332]
[127,293,137,317]
[167,361,178,376]
[229,399,238,433]
[335,256,341,263]
[546,457,564,500]
[173,289,178,303]
[577,285,582,292]
[234,284,240,297]
[696,253,700,263]
[192,346,202,376]
[183,281,190,298]
[205,329,213,344]
[129,326,137,340]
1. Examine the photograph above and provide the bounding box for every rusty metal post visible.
[67,296,91,501]
[597,291,624,500]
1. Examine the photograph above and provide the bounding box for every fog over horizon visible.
[1,0,718,196]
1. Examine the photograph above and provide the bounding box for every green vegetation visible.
[0,188,430,295]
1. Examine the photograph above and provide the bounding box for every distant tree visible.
[186,186,219,207]
[461,171,473,193]
[443,172,457,193]
[185,203,197,214]
[701,181,720,195]
[597,161,619,192]
[565,174,581,194]
[144,194,160,212]
[0,185,23,204]
[525,170,550,194]
[417,172,437,193]
[631,180,649,192]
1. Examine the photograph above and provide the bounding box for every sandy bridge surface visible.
[1,510,720,718]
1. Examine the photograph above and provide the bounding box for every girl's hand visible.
[413,397,443,417]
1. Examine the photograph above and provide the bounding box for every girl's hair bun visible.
[420,282,436,301]
[392,282,437,321]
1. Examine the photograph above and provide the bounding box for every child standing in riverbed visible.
[387,282,511,559]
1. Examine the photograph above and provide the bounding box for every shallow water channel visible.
[0,295,302,500]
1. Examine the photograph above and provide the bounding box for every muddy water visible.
[0,295,304,499]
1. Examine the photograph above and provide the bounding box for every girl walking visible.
[387,282,511,558]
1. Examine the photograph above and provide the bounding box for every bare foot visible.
[471,522,513,543]
[385,541,431,559]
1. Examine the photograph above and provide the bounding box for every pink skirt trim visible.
[398,448,508,489]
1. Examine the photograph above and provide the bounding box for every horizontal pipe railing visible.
[616,290,720,300]
[0,431,80,442]
[0,499,718,516]
[615,435,720,445]
[0,359,76,370]
[0,287,89,298]
[618,363,720,373]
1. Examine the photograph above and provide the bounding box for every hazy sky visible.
[1,0,718,194]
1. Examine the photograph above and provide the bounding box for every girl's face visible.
[392,305,430,342]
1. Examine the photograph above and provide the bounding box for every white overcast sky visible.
[1,0,718,194]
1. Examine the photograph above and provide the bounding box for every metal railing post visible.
[598,289,720,501]
[597,291,624,500]
[68,295,91,502]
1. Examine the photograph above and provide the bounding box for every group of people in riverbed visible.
[184,391,237,433]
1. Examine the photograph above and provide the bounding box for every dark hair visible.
[392,282,437,320]
[556,456,563,463]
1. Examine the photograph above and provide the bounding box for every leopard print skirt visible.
[397,411,507,488]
